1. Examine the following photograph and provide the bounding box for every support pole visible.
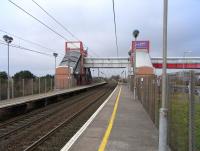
[132,29,139,100]
[50,78,53,91]
[7,43,10,100]
[159,0,168,151]
[0,79,1,101]
[98,68,100,79]
[32,78,34,95]
[68,53,70,89]
[54,57,56,90]
[11,78,14,98]
[45,78,47,93]
[38,78,40,94]
[3,35,13,100]
[22,79,25,96]
[189,71,195,151]
[53,53,58,91]
[133,38,137,100]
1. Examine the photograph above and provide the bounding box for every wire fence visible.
[0,78,54,101]
[135,75,160,127]
[134,71,200,151]
[0,77,77,101]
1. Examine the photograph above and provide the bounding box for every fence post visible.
[45,78,47,93]
[68,75,70,89]
[50,78,53,91]
[38,78,40,94]
[31,79,34,95]
[0,79,1,101]
[189,71,195,151]
[166,75,170,146]
[11,78,14,98]
[63,79,65,89]
[22,79,25,96]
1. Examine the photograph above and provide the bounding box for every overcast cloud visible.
[0,0,200,76]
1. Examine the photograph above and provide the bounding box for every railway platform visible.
[62,84,158,151]
[0,82,106,109]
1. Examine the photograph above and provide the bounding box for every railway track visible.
[0,88,98,128]
[0,83,116,151]
[0,87,102,139]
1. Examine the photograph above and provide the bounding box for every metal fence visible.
[56,78,77,89]
[0,78,54,101]
[0,77,79,101]
[135,75,160,127]
[135,71,200,151]
[0,76,83,101]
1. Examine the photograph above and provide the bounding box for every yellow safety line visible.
[98,86,122,151]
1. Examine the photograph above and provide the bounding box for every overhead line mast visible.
[112,0,119,57]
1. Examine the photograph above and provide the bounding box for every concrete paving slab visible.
[68,86,119,151]
[106,85,158,151]
[67,84,158,151]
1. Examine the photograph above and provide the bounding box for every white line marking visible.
[60,86,118,151]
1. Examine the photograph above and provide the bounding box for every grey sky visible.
[0,0,200,76]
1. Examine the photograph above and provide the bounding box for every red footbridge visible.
[55,40,200,87]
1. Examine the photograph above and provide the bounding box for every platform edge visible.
[60,85,118,151]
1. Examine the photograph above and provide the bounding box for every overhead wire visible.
[8,0,99,57]
[9,0,96,57]
[7,1,77,51]
[31,0,100,57]
[31,0,80,42]
[9,0,91,55]
[0,40,61,57]
[112,0,119,57]
[0,28,65,56]
[8,0,70,41]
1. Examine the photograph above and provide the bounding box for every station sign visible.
[132,41,150,52]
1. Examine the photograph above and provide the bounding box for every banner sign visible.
[132,41,149,52]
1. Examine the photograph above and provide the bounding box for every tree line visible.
[0,70,54,80]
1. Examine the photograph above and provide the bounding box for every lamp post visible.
[98,68,100,79]
[53,53,58,90]
[128,51,131,88]
[68,52,71,89]
[3,35,13,100]
[159,0,168,151]
[100,71,103,80]
[132,30,139,100]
